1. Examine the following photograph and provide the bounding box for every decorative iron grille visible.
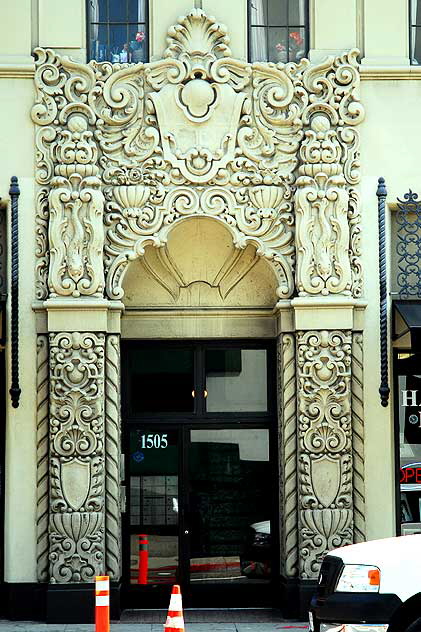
[396,190,421,298]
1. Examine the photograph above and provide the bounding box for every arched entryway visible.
[120,217,280,608]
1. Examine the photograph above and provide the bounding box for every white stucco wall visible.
[0,77,37,581]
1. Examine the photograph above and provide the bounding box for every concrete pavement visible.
[0,607,309,631]
[0,622,309,631]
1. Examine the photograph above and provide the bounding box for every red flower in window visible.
[136,31,145,42]
[289,31,304,46]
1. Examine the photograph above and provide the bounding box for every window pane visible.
[250,26,268,62]
[129,0,145,23]
[128,348,195,413]
[129,24,147,63]
[109,24,129,62]
[268,27,288,63]
[205,349,268,413]
[268,0,287,26]
[288,27,306,62]
[189,429,271,583]
[289,0,306,25]
[250,0,268,26]
[89,0,107,22]
[412,0,421,25]
[412,27,421,64]
[90,23,108,62]
[109,0,127,21]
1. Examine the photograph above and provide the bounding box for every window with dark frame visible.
[88,0,148,64]
[249,0,308,64]
[411,0,421,64]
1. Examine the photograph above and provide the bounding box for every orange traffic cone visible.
[164,585,184,632]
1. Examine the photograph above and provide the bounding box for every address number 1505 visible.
[140,433,168,449]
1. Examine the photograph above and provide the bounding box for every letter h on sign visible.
[402,390,419,407]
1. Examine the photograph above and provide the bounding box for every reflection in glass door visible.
[187,429,271,587]
[128,428,179,585]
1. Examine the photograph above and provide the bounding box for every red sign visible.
[401,464,421,483]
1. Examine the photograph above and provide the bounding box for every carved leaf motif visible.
[300,508,353,578]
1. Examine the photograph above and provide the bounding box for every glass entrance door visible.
[186,428,273,606]
[122,341,276,608]
[127,428,180,587]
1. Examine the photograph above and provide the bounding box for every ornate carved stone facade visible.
[32,9,363,305]
[31,8,365,588]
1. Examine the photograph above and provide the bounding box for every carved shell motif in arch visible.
[104,185,295,302]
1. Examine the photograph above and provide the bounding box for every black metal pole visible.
[9,176,20,408]
[377,177,390,407]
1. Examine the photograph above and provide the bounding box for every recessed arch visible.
[122,216,279,308]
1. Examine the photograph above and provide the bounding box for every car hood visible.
[328,534,421,601]
[331,534,421,566]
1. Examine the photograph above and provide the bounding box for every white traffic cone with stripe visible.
[164,584,184,632]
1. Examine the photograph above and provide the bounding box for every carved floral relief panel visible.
[297,330,353,578]
[49,332,105,582]
[31,9,364,304]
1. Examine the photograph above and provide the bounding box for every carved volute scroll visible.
[32,9,364,304]
[297,330,353,578]
[49,332,105,582]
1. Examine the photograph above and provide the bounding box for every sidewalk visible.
[0,607,309,631]
[0,624,309,632]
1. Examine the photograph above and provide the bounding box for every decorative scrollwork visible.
[104,185,295,300]
[396,188,421,298]
[32,11,364,303]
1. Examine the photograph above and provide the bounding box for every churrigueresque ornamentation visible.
[31,9,364,304]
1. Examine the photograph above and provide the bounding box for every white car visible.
[309,534,421,632]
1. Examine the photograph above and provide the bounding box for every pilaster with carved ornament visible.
[297,330,353,578]
[49,332,105,582]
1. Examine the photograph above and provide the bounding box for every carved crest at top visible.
[164,9,231,65]
[32,8,365,302]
